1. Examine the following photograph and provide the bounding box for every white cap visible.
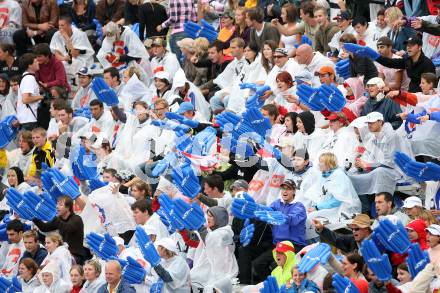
[402,196,423,209]
[366,77,385,88]
[154,71,171,82]
[350,116,367,129]
[112,236,124,247]
[426,224,440,236]
[365,112,384,123]
[155,237,179,254]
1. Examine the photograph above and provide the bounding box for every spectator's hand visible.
[156,25,162,32]
[431,210,440,216]
[271,18,279,27]
[70,49,80,58]
[386,90,400,99]
[395,50,406,57]
[26,28,35,37]
[311,218,324,232]
[355,157,366,169]
[283,94,299,104]
[337,0,346,10]
[38,22,53,31]
[411,18,423,30]
[109,182,120,194]
[397,112,409,120]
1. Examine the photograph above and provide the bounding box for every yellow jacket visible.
[28,141,55,177]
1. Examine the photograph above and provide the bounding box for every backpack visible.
[21,73,51,129]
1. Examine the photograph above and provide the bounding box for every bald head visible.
[296,44,313,65]
[105,260,122,286]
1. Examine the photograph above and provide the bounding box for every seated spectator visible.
[360,78,402,129]
[13,0,59,56]
[50,16,94,85]
[103,67,125,96]
[1,219,25,278]
[312,212,372,254]
[395,263,412,292]
[291,1,319,42]
[373,192,410,226]
[371,8,390,41]
[95,0,124,26]
[82,260,105,292]
[271,3,300,56]
[352,16,375,47]
[0,44,21,78]
[388,72,437,108]
[97,22,148,72]
[365,266,399,293]
[341,77,367,118]
[18,258,40,292]
[328,253,369,293]
[328,11,355,53]
[233,7,251,45]
[21,230,48,266]
[266,48,301,92]
[271,241,297,287]
[285,266,320,292]
[70,265,85,292]
[40,233,73,283]
[33,43,70,91]
[7,167,33,192]
[295,44,334,87]
[69,0,96,39]
[376,36,410,92]
[0,0,21,44]
[131,199,169,242]
[28,127,54,177]
[34,261,72,293]
[71,66,98,109]
[403,196,437,225]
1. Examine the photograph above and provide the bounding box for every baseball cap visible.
[274,241,295,253]
[404,36,423,46]
[280,179,296,190]
[376,36,393,47]
[274,48,288,56]
[402,196,423,209]
[348,214,372,229]
[325,112,349,126]
[154,71,170,82]
[77,66,93,76]
[230,179,249,190]
[366,77,385,88]
[155,237,179,254]
[333,11,351,21]
[426,224,440,236]
[315,66,335,76]
[176,102,194,114]
[365,112,384,123]
[152,37,166,47]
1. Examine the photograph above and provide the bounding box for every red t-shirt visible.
[350,278,369,293]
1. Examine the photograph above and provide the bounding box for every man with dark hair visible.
[33,196,87,264]
[50,15,94,85]
[71,66,98,109]
[131,198,169,241]
[77,98,115,142]
[292,2,319,41]
[33,43,69,91]
[193,40,231,99]
[1,219,25,277]
[0,44,21,78]
[17,53,44,130]
[21,230,48,266]
[373,192,409,226]
[103,67,124,96]
[245,7,280,51]
[313,6,339,54]
[13,0,59,56]
[197,174,233,211]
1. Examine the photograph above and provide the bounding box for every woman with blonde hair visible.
[384,7,417,51]
[298,152,362,239]
[41,233,74,285]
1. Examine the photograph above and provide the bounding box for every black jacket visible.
[376,52,436,92]
[361,96,402,130]
[349,55,378,85]
[21,246,48,266]
[318,227,359,254]
[33,213,86,257]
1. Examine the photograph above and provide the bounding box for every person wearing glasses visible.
[312,213,372,254]
[266,47,301,94]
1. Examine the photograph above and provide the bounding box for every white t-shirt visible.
[17,72,40,123]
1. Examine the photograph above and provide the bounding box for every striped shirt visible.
[161,0,197,34]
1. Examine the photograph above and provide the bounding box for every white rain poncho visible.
[78,196,106,236]
[0,93,16,120]
[314,126,359,167]
[34,260,71,293]
[348,122,413,195]
[97,26,148,70]
[0,0,21,44]
[50,27,94,79]
[292,128,331,162]
[40,244,73,284]
[190,207,238,291]
[171,69,211,121]
[76,110,115,143]
[71,83,97,110]
[88,185,136,235]
[286,164,321,202]
[155,254,191,293]
[119,74,154,111]
[300,168,362,239]
[399,95,440,158]
[150,51,181,82]
[266,58,302,93]
[226,54,268,114]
